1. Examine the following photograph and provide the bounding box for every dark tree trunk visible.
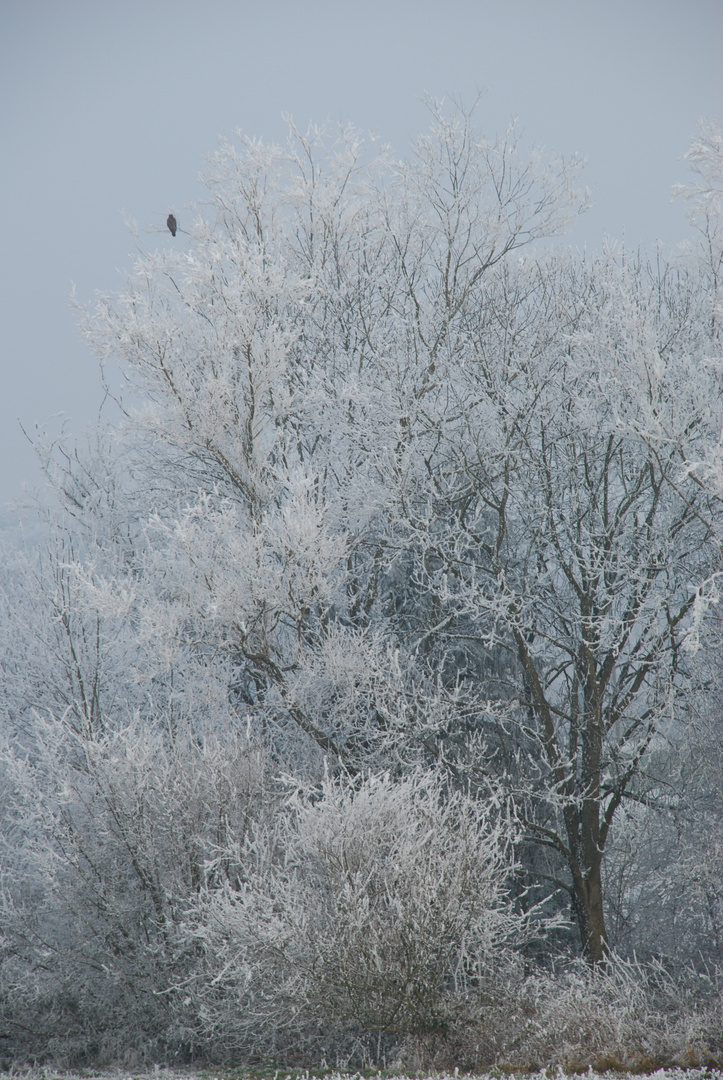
[571,857,609,966]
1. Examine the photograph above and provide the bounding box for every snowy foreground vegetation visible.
[0,1073,720,1080]
[1,104,723,1069]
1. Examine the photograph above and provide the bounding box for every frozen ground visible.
[2,1069,721,1080]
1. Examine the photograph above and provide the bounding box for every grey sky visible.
[1,0,721,511]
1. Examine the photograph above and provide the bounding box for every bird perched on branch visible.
[167,213,177,237]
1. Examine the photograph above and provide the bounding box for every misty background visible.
[1,0,721,511]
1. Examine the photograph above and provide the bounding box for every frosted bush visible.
[0,711,277,1064]
[187,769,534,1060]
[397,954,723,1072]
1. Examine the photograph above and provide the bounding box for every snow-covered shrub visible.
[0,711,277,1065]
[507,957,721,1071]
[396,954,723,1072]
[187,769,532,1063]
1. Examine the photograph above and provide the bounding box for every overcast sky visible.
[1,0,721,512]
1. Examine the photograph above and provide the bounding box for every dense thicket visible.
[1,104,722,1068]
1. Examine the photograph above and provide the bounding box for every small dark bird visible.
[167,213,177,237]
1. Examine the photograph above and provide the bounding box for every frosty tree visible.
[74,102,720,963]
[2,104,722,1064]
[371,244,721,963]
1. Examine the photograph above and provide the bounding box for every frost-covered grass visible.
[1,1069,721,1080]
